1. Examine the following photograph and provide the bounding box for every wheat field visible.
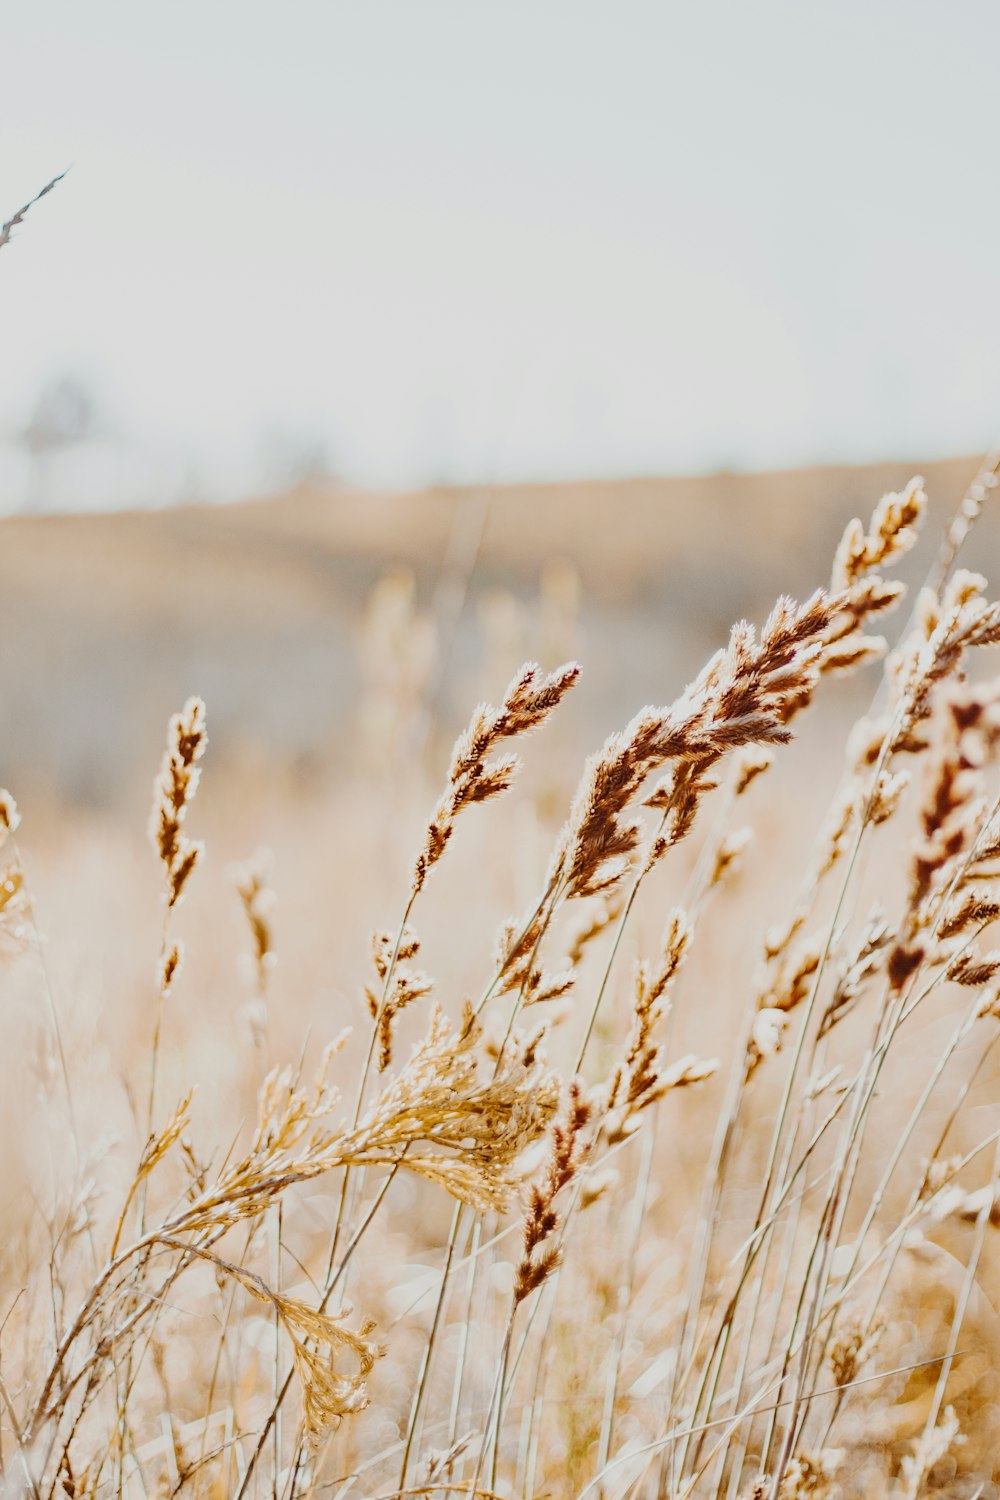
[6,460,1000,1500]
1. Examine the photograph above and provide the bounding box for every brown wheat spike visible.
[565,894,625,965]
[366,924,431,1069]
[813,477,927,685]
[710,825,753,886]
[945,949,1000,987]
[939,890,1000,939]
[492,909,545,997]
[0,788,20,835]
[157,941,183,999]
[234,849,276,994]
[734,746,775,796]
[374,971,433,1070]
[489,906,575,1007]
[411,660,579,894]
[832,477,925,591]
[149,696,207,907]
[552,591,843,902]
[818,908,891,1038]
[514,1079,593,1305]
[606,909,704,1141]
[747,934,824,1073]
[758,615,1000,1062]
[887,678,1000,990]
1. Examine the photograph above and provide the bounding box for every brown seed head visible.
[150,697,207,908]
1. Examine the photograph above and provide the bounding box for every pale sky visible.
[2,1,1000,508]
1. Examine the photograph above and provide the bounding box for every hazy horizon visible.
[3,1,1000,512]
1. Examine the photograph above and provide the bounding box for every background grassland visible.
[5,456,1000,1499]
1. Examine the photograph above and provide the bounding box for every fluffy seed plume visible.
[775,1450,841,1498]
[932,1179,1000,1235]
[890,570,1000,756]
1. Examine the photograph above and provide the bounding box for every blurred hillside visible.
[1,453,989,808]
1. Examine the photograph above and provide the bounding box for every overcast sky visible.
[2,1,999,508]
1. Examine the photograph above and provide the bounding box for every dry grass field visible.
[0,453,991,801]
[5,455,1000,1499]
